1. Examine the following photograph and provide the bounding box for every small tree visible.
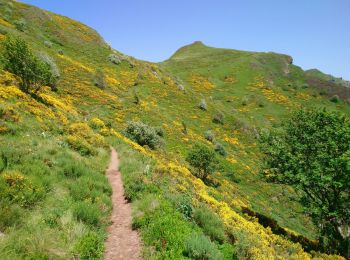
[186,144,218,181]
[260,108,350,257]
[93,68,106,89]
[125,121,163,150]
[2,36,56,93]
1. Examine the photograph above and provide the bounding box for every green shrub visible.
[193,206,226,243]
[108,53,121,65]
[204,130,215,143]
[135,199,194,259]
[214,142,227,157]
[319,89,328,96]
[14,19,26,31]
[0,152,8,172]
[257,99,265,108]
[0,203,23,231]
[199,99,207,110]
[241,96,249,106]
[167,193,193,220]
[186,144,218,181]
[181,121,188,134]
[155,126,165,137]
[123,174,146,201]
[212,113,224,124]
[329,95,340,103]
[38,52,60,91]
[125,121,163,150]
[73,201,101,227]
[43,40,53,48]
[184,233,223,260]
[93,68,106,89]
[74,232,104,260]
[1,36,57,93]
[60,158,89,178]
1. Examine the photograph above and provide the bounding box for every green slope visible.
[0,0,348,259]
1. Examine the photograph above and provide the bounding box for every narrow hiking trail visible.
[104,148,141,260]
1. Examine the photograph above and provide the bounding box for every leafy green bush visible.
[74,232,104,260]
[199,99,207,111]
[204,130,215,143]
[14,19,26,31]
[329,95,340,103]
[108,53,121,65]
[43,40,53,48]
[241,96,249,106]
[2,36,57,93]
[186,144,218,181]
[193,206,226,243]
[125,121,164,150]
[260,108,350,257]
[134,199,194,259]
[38,52,60,91]
[93,68,106,89]
[184,233,223,260]
[212,113,224,124]
[214,142,227,157]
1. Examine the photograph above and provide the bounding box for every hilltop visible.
[0,0,349,259]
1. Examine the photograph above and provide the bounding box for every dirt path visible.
[104,148,141,260]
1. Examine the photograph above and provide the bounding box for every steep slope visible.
[0,0,348,259]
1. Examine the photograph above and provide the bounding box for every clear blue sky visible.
[20,0,350,79]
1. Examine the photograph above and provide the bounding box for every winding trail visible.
[104,148,141,260]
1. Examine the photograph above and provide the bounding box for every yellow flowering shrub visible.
[39,93,77,116]
[90,117,105,129]
[0,105,20,122]
[1,171,45,207]
[0,86,26,100]
[66,122,105,155]
[189,73,215,91]
[0,18,14,28]
[223,135,239,145]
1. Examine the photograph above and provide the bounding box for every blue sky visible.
[21,0,350,79]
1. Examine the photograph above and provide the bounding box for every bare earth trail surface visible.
[104,148,141,260]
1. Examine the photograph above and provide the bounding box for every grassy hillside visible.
[0,0,348,259]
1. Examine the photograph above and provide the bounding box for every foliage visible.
[193,206,226,243]
[74,232,104,260]
[214,142,227,157]
[212,112,224,124]
[93,68,106,89]
[1,36,57,93]
[14,19,26,31]
[108,53,121,65]
[204,130,215,142]
[184,233,223,260]
[186,144,218,180]
[260,108,350,257]
[73,201,101,226]
[0,171,45,207]
[125,121,163,150]
[330,95,340,103]
[199,99,207,110]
